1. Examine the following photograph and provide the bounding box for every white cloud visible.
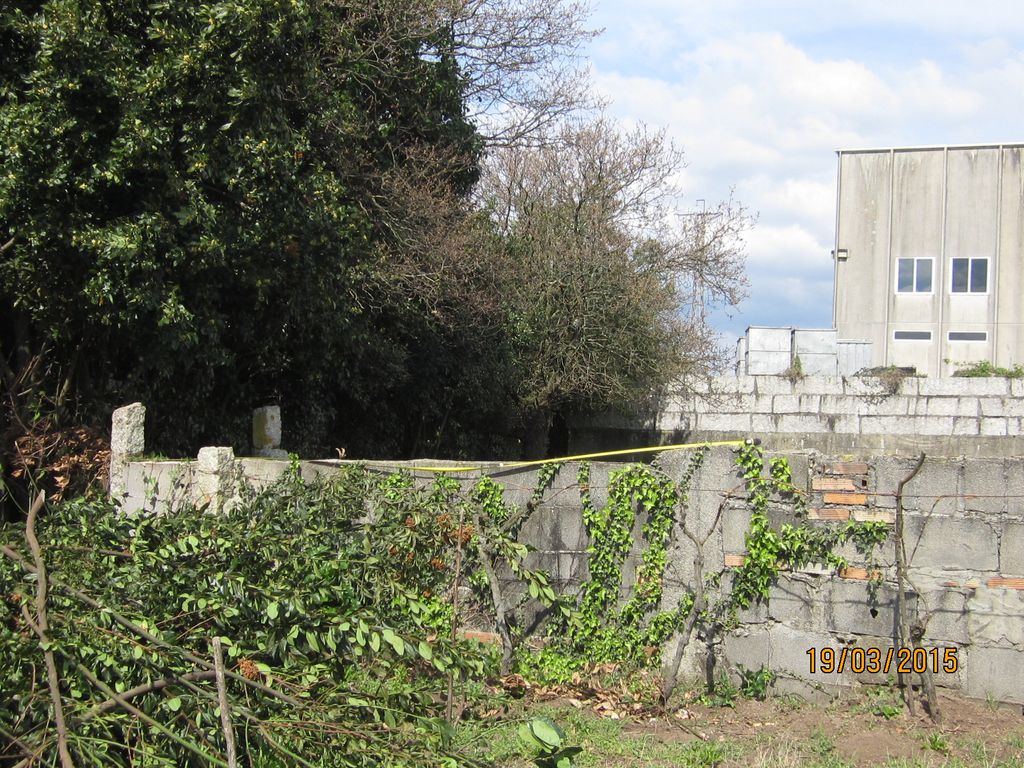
[583,4,1024,334]
[681,33,895,116]
[744,224,830,273]
[900,60,983,119]
[737,176,835,230]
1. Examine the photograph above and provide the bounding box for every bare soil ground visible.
[671,690,1024,766]
[479,687,1024,767]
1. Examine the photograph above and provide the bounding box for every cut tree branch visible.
[82,670,217,720]
[23,492,75,768]
[73,661,229,768]
[212,637,237,768]
[0,544,306,710]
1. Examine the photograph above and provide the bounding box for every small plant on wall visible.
[950,359,1024,378]
[782,354,805,384]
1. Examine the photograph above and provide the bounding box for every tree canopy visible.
[479,119,748,418]
[0,0,748,478]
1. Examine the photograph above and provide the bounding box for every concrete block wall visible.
[572,375,1024,458]
[114,425,1024,703]
[707,453,1024,703]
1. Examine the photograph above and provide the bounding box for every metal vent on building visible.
[948,331,987,342]
[893,330,932,341]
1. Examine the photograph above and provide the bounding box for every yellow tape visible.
[365,439,748,474]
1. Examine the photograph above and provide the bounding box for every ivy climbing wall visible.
[119,445,1024,704]
[653,447,1024,704]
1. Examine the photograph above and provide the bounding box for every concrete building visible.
[832,144,1024,378]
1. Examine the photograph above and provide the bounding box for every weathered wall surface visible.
[833,145,1024,378]
[664,449,1024,703]
[571,375,1024,458]
[117,439,1024,705]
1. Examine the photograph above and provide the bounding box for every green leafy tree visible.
[1,0,746,471]
[0,0,484,459]
[478,118,750,455]
[0,0,602,472]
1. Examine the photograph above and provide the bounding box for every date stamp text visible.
[806,646,958,675]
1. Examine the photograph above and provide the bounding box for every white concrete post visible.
[252,405,286,458]
[110,403,146,502]
[197,446,236,514]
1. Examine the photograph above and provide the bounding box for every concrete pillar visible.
[110,403,145,502]
[197,446,236,514]
[252,405,286,458]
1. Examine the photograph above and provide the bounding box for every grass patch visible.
[460,704,739,767]
[854,684,905,720]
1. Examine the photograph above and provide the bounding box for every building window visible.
[948,331,987,342]
[893,330,931,341]
[951,257,988,293]
[896,257,932,293]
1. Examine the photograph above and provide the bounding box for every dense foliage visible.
[0,0,495,460]
[0,467,503,766]
[479,120,748,437]
[1,444,895,763]
[1,0,749,505]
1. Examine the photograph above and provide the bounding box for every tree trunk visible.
[520,407,552,460]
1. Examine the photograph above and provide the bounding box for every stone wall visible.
[115,434,1024,704]
[571,375,1024,458]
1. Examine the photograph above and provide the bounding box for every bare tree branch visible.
[477,116,751,416]
[450,0,601,146]
[894,453,925,715]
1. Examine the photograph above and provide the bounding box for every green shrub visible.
[0,468,495,766]
[952,360,1024,378]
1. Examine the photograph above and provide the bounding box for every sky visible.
[581,0,1024,344]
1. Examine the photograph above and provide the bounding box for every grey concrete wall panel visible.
[746,326,794,375]
[574,374,1024,458]
[793,329,839,376]
[996,148,1024,367]
[837,340,872,375]
[962,646,1024,702]
[122,460,196,515]
[1001,523,1024,575]
[835,145,1024,377]
[748,326,794,353]
[826,578,901,636]
[961,459,1008,515]
[834,151,892,358]
[904,516,999,572]
[966,588,1024,649]
[923,588,970,646]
